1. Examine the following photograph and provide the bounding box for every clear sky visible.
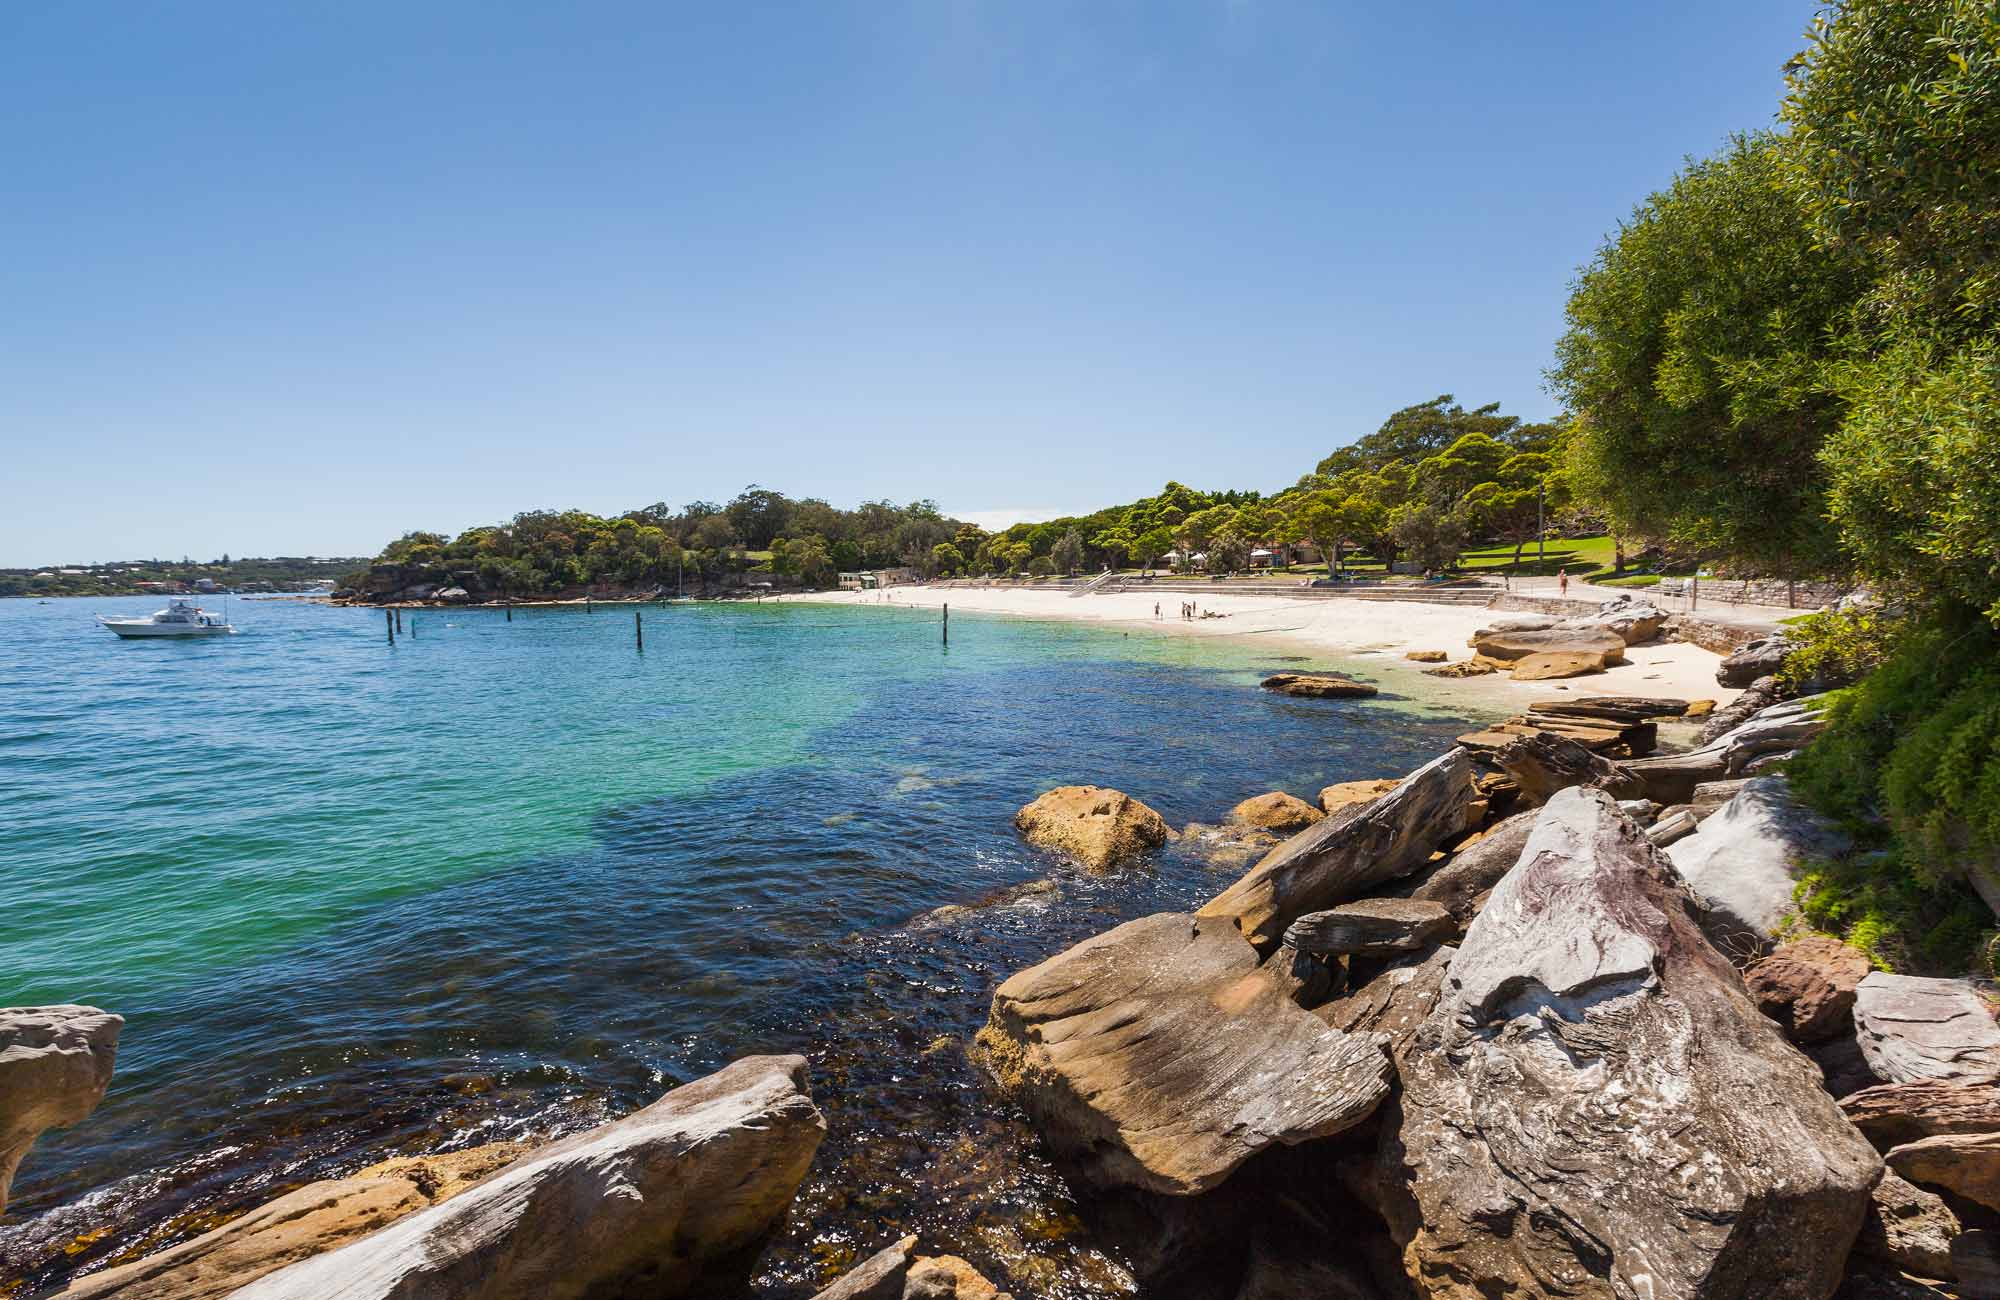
[2,2,1812,565]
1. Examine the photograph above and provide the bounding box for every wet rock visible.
[1854,974,2000,1084]
[1227,792,1323,834]
[1317,778,1398,815]
[903,1254,1011,1300]
[1404,649,1448,663]
[61,1144,531,1300]
[233,1055,826,1300]
[1260,672,1379,699]
[1285,898,1454,959]
[976,912,1390,1195]
[1014,785,1170,871]
[807,1235,917,1300]
[1200,749,1479,951]
[1494,731,1644,806]
[1855,1171,1959,1283]
[1746,936,1874,1044]
[1386,788,1882,1300]
[1842,1081,2000,1150]
[1404,809,1537,926]
[0,1005,122,1214]
[1314,945,1454,1059]
[1720,634,1794,688]
[1668,775,1851,955]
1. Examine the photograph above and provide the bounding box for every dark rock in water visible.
[1746,936,1873,1044]
[1200,749,1479,952]
[1286,898,1454,958]
[1260,672,1379,699]
[1854,1170,1960,1282]
[1403,810,1537,926]
[230,1055,826,1300]
[808,1235,917,1300]
[1888,1131,2000,1213]
[1720,635,1793,688]
[1385,788,1882,1300]
[1842,1080,2000,1150]
[0,1004,122,1215]
[1853,973,2000,1084]
[977,912,1390,1195]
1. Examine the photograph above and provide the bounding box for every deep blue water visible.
[0,595,1483,1295]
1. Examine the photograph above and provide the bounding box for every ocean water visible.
[0,595,1483,1295]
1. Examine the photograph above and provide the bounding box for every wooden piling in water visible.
[505,604,512,622]
[635,610,643,651]
[394,607,403,634]
[943,603,949,647]
[385,608,394,644]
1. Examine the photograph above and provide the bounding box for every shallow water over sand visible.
[0,595,1484,1294]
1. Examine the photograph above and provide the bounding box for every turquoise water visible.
[0,595,1482,1294]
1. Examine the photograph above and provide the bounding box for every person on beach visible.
[1557,567,1569,596]
[1154,602,1160,620]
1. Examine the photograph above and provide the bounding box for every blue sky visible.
[2,2,1811,564]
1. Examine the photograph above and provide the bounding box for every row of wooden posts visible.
[383,600,948,650]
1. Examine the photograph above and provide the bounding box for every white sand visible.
[785,585,1740,715]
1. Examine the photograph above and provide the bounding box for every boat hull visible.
[101,622,233,638]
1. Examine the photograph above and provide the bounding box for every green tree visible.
[929,542,965,577]
[1093,528,1133,570]
[1003,541,1033,575]
[1051,527,1084,575]
[1134,527,1174,575]
[1390,501,1467,573]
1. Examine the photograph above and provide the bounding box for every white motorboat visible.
[99,598,235,638]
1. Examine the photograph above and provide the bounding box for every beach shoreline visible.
[780,584,1743,711]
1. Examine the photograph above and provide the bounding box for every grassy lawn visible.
[1455,535,1618,578]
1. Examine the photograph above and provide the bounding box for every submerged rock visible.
[977,912,1390,1195]
[0,1005,122,1215]
[1385,788,1881,1300]
[232,1055,826,1300]
[808,1236,917,1300]
[903,1254,1012,1300]
[1260,672,1379,699]
[1013,785,1170,871]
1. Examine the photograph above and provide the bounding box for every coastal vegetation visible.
[1,555,365,599]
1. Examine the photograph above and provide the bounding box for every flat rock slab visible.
[1260,672,1378,699]
[1668,775,1850,954]
[1200,749,1479,951]
[1468,625,1628,664]
[1510,650,1610,680]
[1842,1080,2000,1150]
[1014,785,1170,872]
[1318,778,1398,815]
[0,1004,123,1214]
[1387,788,1881,1300]
[1745,936,1873,1043]
[234,1054,826,1300]
[978,912,1391,1196]
[1285,898,1454,958]
[1888,1130,2000,1214]
[1854,973,2000,1084]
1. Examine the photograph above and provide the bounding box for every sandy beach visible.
[786,585,1742,711]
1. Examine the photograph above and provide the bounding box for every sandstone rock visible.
[1648,809,1700,846]
[1530,696,1691,724]
[1888,1131,2000,1213]
[1313,945,1454,1059]
[1854,974,2000,1084]
[1746,936,1874,1043]
[1424,657,1502,678]
[1286,898,1454,958]
[1855,1170,1959,1282]
[808,1236,917,1300]
[1405,649,1448,663]
[977,912,1390,1195]
[1318,778,1398,815]
[0,1005,122,1214]
[1494,731,1645,806]
[1668,775,1851,954]
[1405,809,1537,926]
[1720,634,1794,688]
[1699,675,1784,744]
[233,1055,826,1300]
[1200,749,1479,951]
[1565,595,1670,645]
[1510,650,1610,680]
[1686,698,1716,717]
[1468,625,1628,665]
[903,1254,1010,1300]
[1227,791,1323,834]
[1386,788,1882,1300]
[1626,696,1831,805]
[1261,672,1379,699]
[1014,786,1169,871]
[1842,1081,2000,1150]
[61,1144,531,1300]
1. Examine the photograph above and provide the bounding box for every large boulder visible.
[1468,625,1628,665]
[232,1055,826,1300]
[1261,672,1379,699]
[1720,635,1794,688]
[0,1005,123,1214]
[903,1254,1011,1300]
[1855,1171,1960,1283]
[1200,749,1479,951]
[1667,776,1851,954]
[1285,898,1454,958]
[1565,596,1669,645]
[1853,975,2000,1084]
[1013,785,1170,871]
[1841,1081,2000,1150]
[1404,809,1538,926]
[1626,695,1830,805]
[1509,650,1610,680]
[1888,1132,2000,1214]
[1313,945,1455,1058]
[1745,936,1873,1043]
[1493,731,1644,806]
[1317,778,1398,815]
[1227,791,1323,834]
[1385,788,1882,1300]
[976,912,1390,1195]
[61,1144,530,1300]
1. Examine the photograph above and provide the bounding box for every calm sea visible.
[0,594,1482,1295]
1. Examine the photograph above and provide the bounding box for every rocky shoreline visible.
[8,614,1998,1298]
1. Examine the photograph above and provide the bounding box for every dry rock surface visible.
[1386,788,1882,1299]
[1853,973,2000,1084]
[1317,778,1398,814]
[0,1004,122,1214]
[232,1054,826,1300]
[1285,898,1454,958]
[1227,791,1323,834]
[1013,785,1169,871]
[1668,774,1850,953]
[1746,936,1873,1043]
